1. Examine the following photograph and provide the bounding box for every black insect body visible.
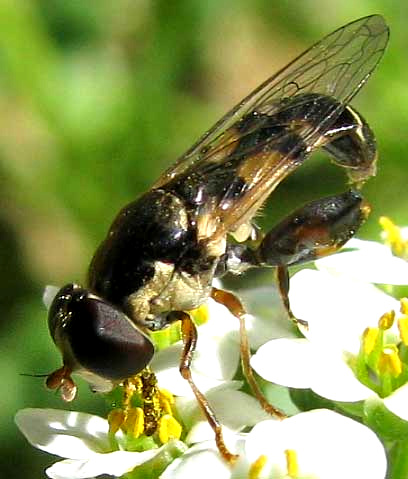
[46,15,389,462]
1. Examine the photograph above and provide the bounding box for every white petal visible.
[180,388,269,444]
[237,287,294,348]
[309,350,372,402]
[192,332,240,382]
[161,438,244,479]
[46,449,160,479]
[384,383,408,421]
[205,299,240,338]
[15,409,111,458]
[245,409,387,479]
[317,238,408,285]
[161,442,229,479]
[205,389,270,429]
[251,339,371,402]
[251,338,315,389]
[152,343,230,396]
[290,269,399,351]
[175,381,242,432]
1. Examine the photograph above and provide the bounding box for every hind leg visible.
[218,189,369,321]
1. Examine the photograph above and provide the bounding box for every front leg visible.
[167,310,238,463]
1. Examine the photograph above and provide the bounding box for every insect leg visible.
[211,287,286,419]
[217,190,369,324]
[275,265,308,327]
[167,310,239,463]
[254,189,370,322]
[256,189,370,268]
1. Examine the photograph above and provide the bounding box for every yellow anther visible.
[124,407,145,438]
[379,216,407,258]
[378,346,403,378]
[159,388,175,415]
[285,449,299,478]
[188,303,210,325]
[379,216,399,234]
[400,298,408,316]
[398,316,408,346]
[362,327,379,355]
[378,310,395,330]
[248,455,267,479]
[158,414,182,443]
[108,408,126,435]
[159,388,175,404]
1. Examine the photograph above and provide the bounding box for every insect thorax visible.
[87,189,220,324]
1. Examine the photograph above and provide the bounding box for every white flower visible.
[251,238,408,420]
[15,383,269,479]
[161,437,245,479]
[161,409,387,479]
[15,408,187,479]
[315,237,408,284]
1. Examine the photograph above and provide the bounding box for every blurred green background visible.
[1,1,407,477]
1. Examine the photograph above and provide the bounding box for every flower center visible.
[249,450,307,479]
[353,299,408,397]
[107,367,183,451]
[150,303,210,350]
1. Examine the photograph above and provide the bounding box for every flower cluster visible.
[16,219,408,478]
[251,236,408,417]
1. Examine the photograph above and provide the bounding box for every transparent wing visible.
[154,15,389,240]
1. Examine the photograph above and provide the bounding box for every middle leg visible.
[211,287,286,419]
[167,310,239,463]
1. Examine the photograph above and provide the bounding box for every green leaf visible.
[289,388,336,411]
[290,389,366,421]
[364,397,408,441]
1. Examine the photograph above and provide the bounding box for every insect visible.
[46,15,389,462]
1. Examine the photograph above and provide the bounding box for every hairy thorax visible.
[126,260,215,323]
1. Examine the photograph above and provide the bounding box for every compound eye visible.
[66,294,154,381]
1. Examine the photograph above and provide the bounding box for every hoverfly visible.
[46,15,389,462]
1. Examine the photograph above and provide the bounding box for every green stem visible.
[388,440,408,479]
